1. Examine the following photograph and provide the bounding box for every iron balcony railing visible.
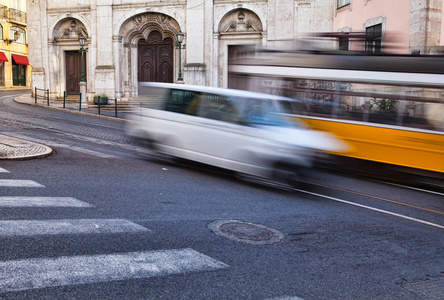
[0,6,26,23]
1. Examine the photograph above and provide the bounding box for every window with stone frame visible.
[337,0,351,8]
[365,24,382,53]
[339,35,349,51]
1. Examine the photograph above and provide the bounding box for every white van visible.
[126,82,348,186]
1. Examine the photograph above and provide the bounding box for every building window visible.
[11,0,22,10]
[0,24,3,40]
[9,27,25,44]
[337,0,351,8]
[365,24,382,53]
[339,36,349,51]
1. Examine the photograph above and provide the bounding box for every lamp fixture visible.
[78,32,86,47]
[78,32,88,83]
[176,31,186,82]
[177,31,184,44]
[4,31,21,44]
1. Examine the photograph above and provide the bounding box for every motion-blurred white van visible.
[126,82,348,186]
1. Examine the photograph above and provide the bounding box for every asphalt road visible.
[0,91,443,300]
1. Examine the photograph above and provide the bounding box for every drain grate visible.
[208,220,284,245]
[403,276,444,300]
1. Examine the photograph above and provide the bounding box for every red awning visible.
[0,52,8,62]
[12,54,29,65]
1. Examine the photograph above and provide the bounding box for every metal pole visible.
[34,87,37,103]
[177,45,183,81]
[80,46,86,82]
[79,42,88,108]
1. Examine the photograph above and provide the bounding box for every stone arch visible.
[214,5,266,33]
[118,12,183,97]
[52,18,88,41]
[120,13,181,45]
[218,9,263,34]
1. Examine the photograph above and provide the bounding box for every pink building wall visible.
[333,0,411,53]
[441,1,444,47]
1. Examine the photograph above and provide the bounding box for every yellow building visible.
[0,0,29,87]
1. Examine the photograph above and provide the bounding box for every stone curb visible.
[0,134,53,160]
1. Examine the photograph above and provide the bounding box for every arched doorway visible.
[216,8,264,88]
[119,13,182,97]
[52,18,89,95]
[138,31,173,83]
[65,50,86,93]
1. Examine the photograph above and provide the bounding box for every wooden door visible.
[65,51,85,93]
[138,31,173,83]
[228,45,254,90]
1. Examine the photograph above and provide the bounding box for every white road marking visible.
[0,219,149,236]
[264,297,304,300]
[0,248,228,292]
[0,167,10,173]
[52,143,117,158]
[0,196,93,207]
[376,180,444,197]
[295,188,444,230]
[0,179,44,187]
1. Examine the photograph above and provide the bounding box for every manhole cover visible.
[403,276,444,300]
[208,220,284,244]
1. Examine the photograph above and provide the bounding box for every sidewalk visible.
[14,93,130,122]
[1,93,128,160]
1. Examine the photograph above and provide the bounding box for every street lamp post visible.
[78,33,88,107]
[176,31,185,82]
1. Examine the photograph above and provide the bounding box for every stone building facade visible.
[26,0,333,102]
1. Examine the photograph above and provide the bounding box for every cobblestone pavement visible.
[1,93,130,160]
[0,133,53,160]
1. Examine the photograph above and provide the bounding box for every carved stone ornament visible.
[53,18,88,41]
[219,9,263,33]
[120,13,181,45]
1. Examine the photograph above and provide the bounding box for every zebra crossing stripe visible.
[0,219,149,236]
[0,248,228,292]
[0,167,9,173]
[0,197,93,207]
[0,179,44,187]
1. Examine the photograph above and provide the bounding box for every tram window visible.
[279,100,306,115]
[401,102,442,130]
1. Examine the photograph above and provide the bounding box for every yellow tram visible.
[229,47,444,176]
